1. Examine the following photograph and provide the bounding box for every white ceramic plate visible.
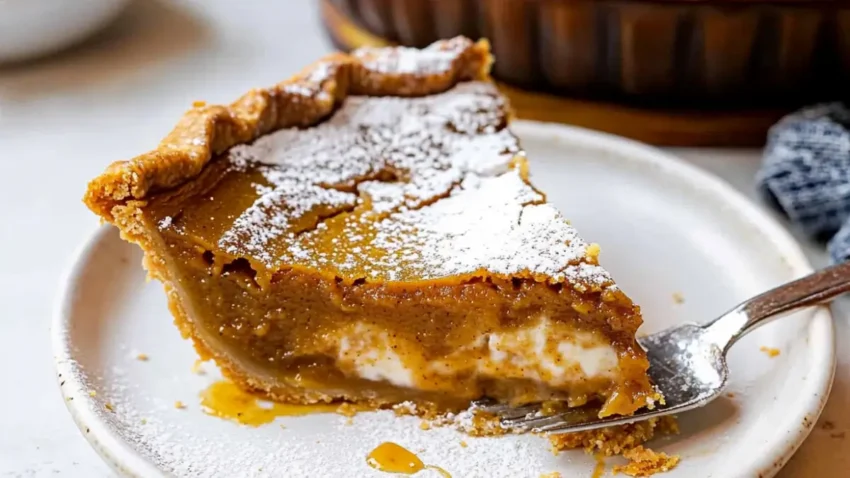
[53,121,835,478]
[0,0,130,64]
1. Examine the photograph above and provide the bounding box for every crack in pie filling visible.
[84,37,659,419]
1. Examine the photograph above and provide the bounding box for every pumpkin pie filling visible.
[84,37,658,418]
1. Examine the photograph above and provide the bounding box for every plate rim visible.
[53,120,836,478]
[53,224,162,478]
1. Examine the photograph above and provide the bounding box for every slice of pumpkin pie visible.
[83,37,657,418]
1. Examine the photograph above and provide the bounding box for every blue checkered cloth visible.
[757,103,850,264]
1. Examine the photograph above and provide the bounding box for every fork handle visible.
[707,260,850,349]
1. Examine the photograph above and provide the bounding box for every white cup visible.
[0,0,130,64]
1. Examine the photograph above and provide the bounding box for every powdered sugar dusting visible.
[281,60,334,101]
[158,216,173,230]
[216,82,510,259]
[353,37,471,75]
[356,171,598,282]
[220,180,357,265]
[190,79,611,287]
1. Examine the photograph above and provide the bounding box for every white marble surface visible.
[0,1,846,476]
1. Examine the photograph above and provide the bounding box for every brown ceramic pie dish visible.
[321,0,850,110]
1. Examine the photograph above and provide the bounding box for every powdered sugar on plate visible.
[57,351,568,478]
[55,287,575,478]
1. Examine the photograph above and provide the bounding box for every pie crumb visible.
[104,402,115,412]
[419,420,432,430]
[392,401,418,416]
[336,402,359,417]
[586,243,601,261]
[459,441,468,448]
[549,417,676,456]
[759,346,780,357]
[136,353,149,361]
[612,446,680,477]
[540,473,562,478]
[88,390,97,397]
[174,401,186,409]
[672,292,685,304]
[191,359,206,375]
[726,392,736,399]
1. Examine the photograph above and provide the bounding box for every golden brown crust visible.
[83,38,492,220]
[549,417,680,477]
[613,446,681,477]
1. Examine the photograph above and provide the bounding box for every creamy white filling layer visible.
[334,318,620,389]
[486,319,620,381]
[337,327,416,388]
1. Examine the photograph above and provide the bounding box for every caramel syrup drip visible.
[591,454,606,478]
[366,442,451,477]
[199,380,364,426]
[201,382,451,475]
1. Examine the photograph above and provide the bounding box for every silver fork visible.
[473,260,850,434]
